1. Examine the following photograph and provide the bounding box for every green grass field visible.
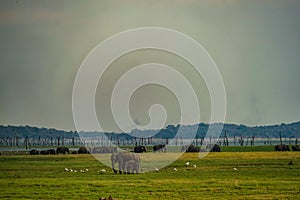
[0,151,300,199]
[220,146,275,152]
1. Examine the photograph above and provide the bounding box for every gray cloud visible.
[0,0,300,131]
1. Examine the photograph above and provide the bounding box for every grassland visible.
[0,151,300,199]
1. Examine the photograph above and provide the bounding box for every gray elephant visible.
[40,150,49,155]
[93,146,117,154]
[78,146,90,154]
[56,146,69,154]
[275,144,290,151]
[183,145,200,152]
[124,160,139,174]
[134,145,147,153]
[47,149,56,155]
[206,144,221,152]
[111,152,140,174]
[291,145,300,151]
[30,149,39,155]
[153,144,166,153]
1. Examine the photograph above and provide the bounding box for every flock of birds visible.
[185,161,197,168]
[64,167,106,173]
[166,162,198,172]
[64,162,239,173]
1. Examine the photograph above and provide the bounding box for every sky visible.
[0,0,300,132]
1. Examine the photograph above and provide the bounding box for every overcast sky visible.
[1,0,300,131]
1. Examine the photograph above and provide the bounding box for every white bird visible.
[185,162,190,166]
[65,168,69,171]
[80,169,85,173]
[100,169,106,172]
[173,168,177,171]
[193,164,197,168]
[233,167,238,171]
[155,167,159,172]
[85,168,89,172]
[74,170,77,173]
[70,169,73,172]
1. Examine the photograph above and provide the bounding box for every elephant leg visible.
[111,160,118,174]
[126,166,130,174]
[112,162,118,174]
[137,158,140,173]
[118,160,124,174]
[118,163,122,174]
[121,160,127,174]
[111,153,118,174]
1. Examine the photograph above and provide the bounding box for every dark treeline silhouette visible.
[0,122,300,148]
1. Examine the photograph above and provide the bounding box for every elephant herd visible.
[181,144,221,152]
[133,144,166,153]
[29,145,146,155]
[275,144,300,151]
[29,144,299,155]
[27,144,299,175]
[76,146,117,154]
[30,146,69,155]
[131,144,170,153]
[30,144,223,155]
[29,146,117,155]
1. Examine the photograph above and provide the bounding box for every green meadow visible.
[0,150,299,199]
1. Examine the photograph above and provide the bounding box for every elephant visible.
[71,151,78,154]
[291,145,300,151]
[275,144,290,151]
[56,146,69,154]
[120,152,140,174]
[30,149,39,155]
[93,146,117,154]
[47,149,56,155]
[153,144,166,153]
[78,146,90,154]
[40,150,49,155]
[183,145,200,152]
[181,145,188,152]
[124,160,139,174]
[107,146,117,153]
[134,145,147,153]
[111,152,140,174]
[206,144,221,152]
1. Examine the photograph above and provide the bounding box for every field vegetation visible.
[0,149,299,199]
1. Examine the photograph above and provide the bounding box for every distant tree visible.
[57,136,60,146]
[239,136,244,146]
[279,132,282,145]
